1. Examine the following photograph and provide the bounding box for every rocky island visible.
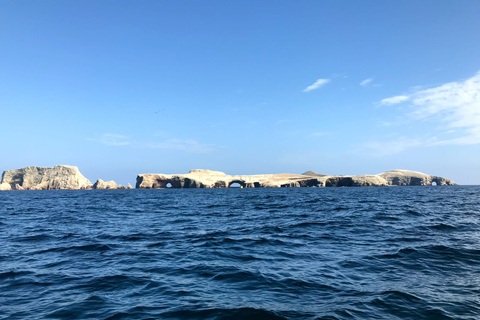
[0,165,132,191]
[0,165,92,191]
[136,169,457,189]
[0,165,456,191]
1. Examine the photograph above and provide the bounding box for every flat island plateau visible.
[0,165,457,191]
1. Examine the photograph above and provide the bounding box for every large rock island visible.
[0,165,92,190]
[0,165,135,191]
[136,169,457,189]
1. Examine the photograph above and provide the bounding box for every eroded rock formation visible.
[324,175,388,187]
[378,169,456,186]
[136,169,322,189]
[92,179,119,190]
[0,165,457,191]
[0,165,92,190]
[136,169,457,189]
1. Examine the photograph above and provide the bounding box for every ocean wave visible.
[1,186,479,319]
[159,307,288,320]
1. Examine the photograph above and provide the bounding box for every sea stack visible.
[92,179,119,190]
[0,165,92,190]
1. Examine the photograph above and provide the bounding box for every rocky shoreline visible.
[0,165,457,191]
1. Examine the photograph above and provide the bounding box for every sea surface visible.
[1,186,479,320]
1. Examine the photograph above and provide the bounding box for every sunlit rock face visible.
[136,169,457,189]
[378,170,457,186]
[0,165,92,190]
[136,170,325,189]
[92,179,119,190]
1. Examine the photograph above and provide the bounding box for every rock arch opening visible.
[432,181,437,186]
[228,181,245,188]
[166,183,172,188]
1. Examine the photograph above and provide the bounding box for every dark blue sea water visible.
[1,186,479,320]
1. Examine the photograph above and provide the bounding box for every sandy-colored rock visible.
[379,169,456,186]
[0,182,11,191]
[325,175,388,187]
[0,165,92,190]
[136,169,456,189]
[136,170,324,189]
[126,183,133,189]
[92,179,118,189]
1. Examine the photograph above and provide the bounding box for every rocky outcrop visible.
[0,182,11,191]
[136,169,323,189]
[136,169,457,189]
[325,175,388,187]
[126,183,133,189]
[379,169,456,186]
[92,179,119,190]
[0,165,92,190]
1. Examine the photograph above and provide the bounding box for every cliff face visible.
[0,165,92,190]
[92,179,119,190]
[324,175,388,187]
[0,166,457,191]
[379,170,456,186]
[136,169,322,189]
[136,169,457,189]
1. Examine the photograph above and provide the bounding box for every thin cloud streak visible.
[362,137,424,156]
[145,139,216,153]
[380,95,409,105]
[360,78,373,86]
[88,133,131,146]
[89,134,217,153]
[310,131,329,137]
[303,78,330,92]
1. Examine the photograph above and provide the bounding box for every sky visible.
[1,0,479,185]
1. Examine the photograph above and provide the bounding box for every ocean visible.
[1,186,479,320]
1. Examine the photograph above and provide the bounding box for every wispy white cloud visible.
[89,133,131,146]
[89,134,217,153]
[380,95,409,106]
[145,139,216,153]
[362,137,424,156]
[303,78,330,92]
[310,131,329,137]
[370,71,480,154]
[360,78,373,86]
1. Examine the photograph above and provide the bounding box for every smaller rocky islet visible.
[0,165,457,191]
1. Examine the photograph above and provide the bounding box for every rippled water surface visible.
[1,186,480,319]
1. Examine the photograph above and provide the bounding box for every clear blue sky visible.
[1,0,479,185]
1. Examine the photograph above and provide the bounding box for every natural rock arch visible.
[228,180,245,188]
[135,169,457,189]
